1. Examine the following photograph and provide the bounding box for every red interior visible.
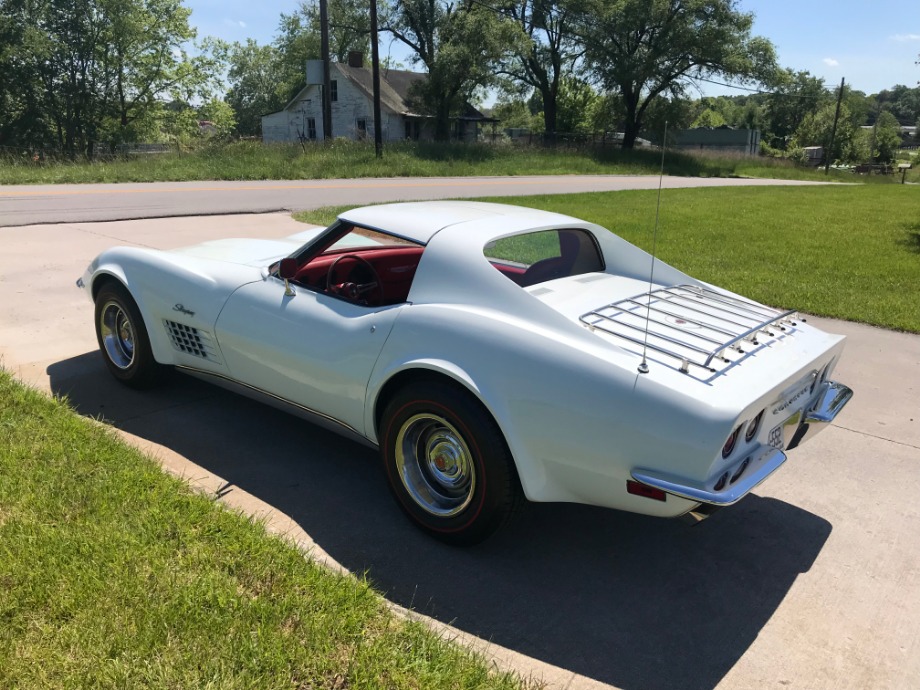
[294,246,526,304]
[295,247,424,304]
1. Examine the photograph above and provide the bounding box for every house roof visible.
[268,62,494,121]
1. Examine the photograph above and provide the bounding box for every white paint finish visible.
[4,213,919,690]
[78,201,852,519]
[214,276,402,434]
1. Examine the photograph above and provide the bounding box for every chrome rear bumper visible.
[632,380,853,520]
[785,381,853,450]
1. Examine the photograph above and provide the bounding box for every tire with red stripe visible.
[380,380,524,545]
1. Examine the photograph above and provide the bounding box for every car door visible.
[214,274,403,436]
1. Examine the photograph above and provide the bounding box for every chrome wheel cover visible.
[99,300,135,370]
[394,413,476,517]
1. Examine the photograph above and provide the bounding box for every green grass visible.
[0,139,867,185]
[294,185,920,333]
[0,370,527,690]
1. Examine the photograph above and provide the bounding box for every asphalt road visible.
[1,212,918,690]
[0,175,835,226]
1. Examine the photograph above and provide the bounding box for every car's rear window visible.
[484,228,604,287]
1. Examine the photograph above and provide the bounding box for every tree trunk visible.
[434,100,452,141]
[542,92,557,139]
[621,90,641,150]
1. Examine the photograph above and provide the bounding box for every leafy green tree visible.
[207,38,289,136]
[794,102,858,164]
[496,0,581,137]
[692,108,728,128]
[492,97,542,130]
[273,0,369,104]
[387,0,521,140]
[872,110,902,163]
[764,69,829,148]
[876,84,920,125]
[555,77,598,133]
[278,0,369,65]
[0,0,209,155]
[574,0,777,149]
[640,95,695,142]
[843,88,873,128]
[197,98,237,139]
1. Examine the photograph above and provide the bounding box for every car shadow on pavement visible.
[49,352,833,690]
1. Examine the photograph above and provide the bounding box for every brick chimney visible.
[347,51,363,68]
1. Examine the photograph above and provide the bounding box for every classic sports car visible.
[79,201,852,544]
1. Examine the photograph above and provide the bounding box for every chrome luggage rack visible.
[580,285,799,373]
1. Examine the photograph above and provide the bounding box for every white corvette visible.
[79,201,852,544]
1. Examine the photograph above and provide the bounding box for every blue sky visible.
[185,0,920,96]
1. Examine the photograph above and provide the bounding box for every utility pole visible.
[825,77,845,174]
[320,0,332,140]
[370,0,382,158]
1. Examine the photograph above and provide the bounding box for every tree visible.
[574,0,777,149]
[207,39,289,136]
[273,0,370,104]
[197,98,237,139]
[872,110,902,163]
[492,96,542,130]
[555,77,598,133]
[876,84,920,125]
[0,0,210,155]
[387,0,521,140]
[794,103,858,164]
[692,108,727,128]
[764,69,828,148]
[496,0,581,137]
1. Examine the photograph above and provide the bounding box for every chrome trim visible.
[174,365,376,449]
[581,285,797,372]
[786,381,853,451]
[99,300,136,370]
[680,503,723,524]
[632,446,788,507]
[394,413,476,517]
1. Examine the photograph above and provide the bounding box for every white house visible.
[261,52,494,144]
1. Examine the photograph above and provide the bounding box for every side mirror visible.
[279,258,297,279]
[279,258,297,296]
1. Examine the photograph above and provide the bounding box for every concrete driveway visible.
[1,214,918,690]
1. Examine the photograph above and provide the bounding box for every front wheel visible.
[94,281,161,388]
[380,380,524,545]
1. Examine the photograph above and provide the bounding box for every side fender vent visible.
[163,320,222,364]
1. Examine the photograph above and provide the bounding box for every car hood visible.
[168,237,305,267]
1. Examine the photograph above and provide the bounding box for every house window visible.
[307,117,316,140]
[404,120,420,140]
[356,118,367,140]
[330,80,338,102]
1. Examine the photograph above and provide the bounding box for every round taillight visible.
[714,471,730,491]
[731,457,751,484]
[722,425,741,459]
[745,410,764,443]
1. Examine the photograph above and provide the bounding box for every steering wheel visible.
[325,253,384,305]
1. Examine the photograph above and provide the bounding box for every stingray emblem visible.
[173,304,195,317]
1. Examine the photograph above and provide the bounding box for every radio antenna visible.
[638,121,667,375]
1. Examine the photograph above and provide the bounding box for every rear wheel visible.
[380,380,524,545]
[94,282,161,388]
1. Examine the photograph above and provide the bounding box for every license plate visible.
[768,410,804,450]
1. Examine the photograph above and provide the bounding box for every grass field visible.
[295,185,920,333]
[0,139,868,185]
[0,370,526,690]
